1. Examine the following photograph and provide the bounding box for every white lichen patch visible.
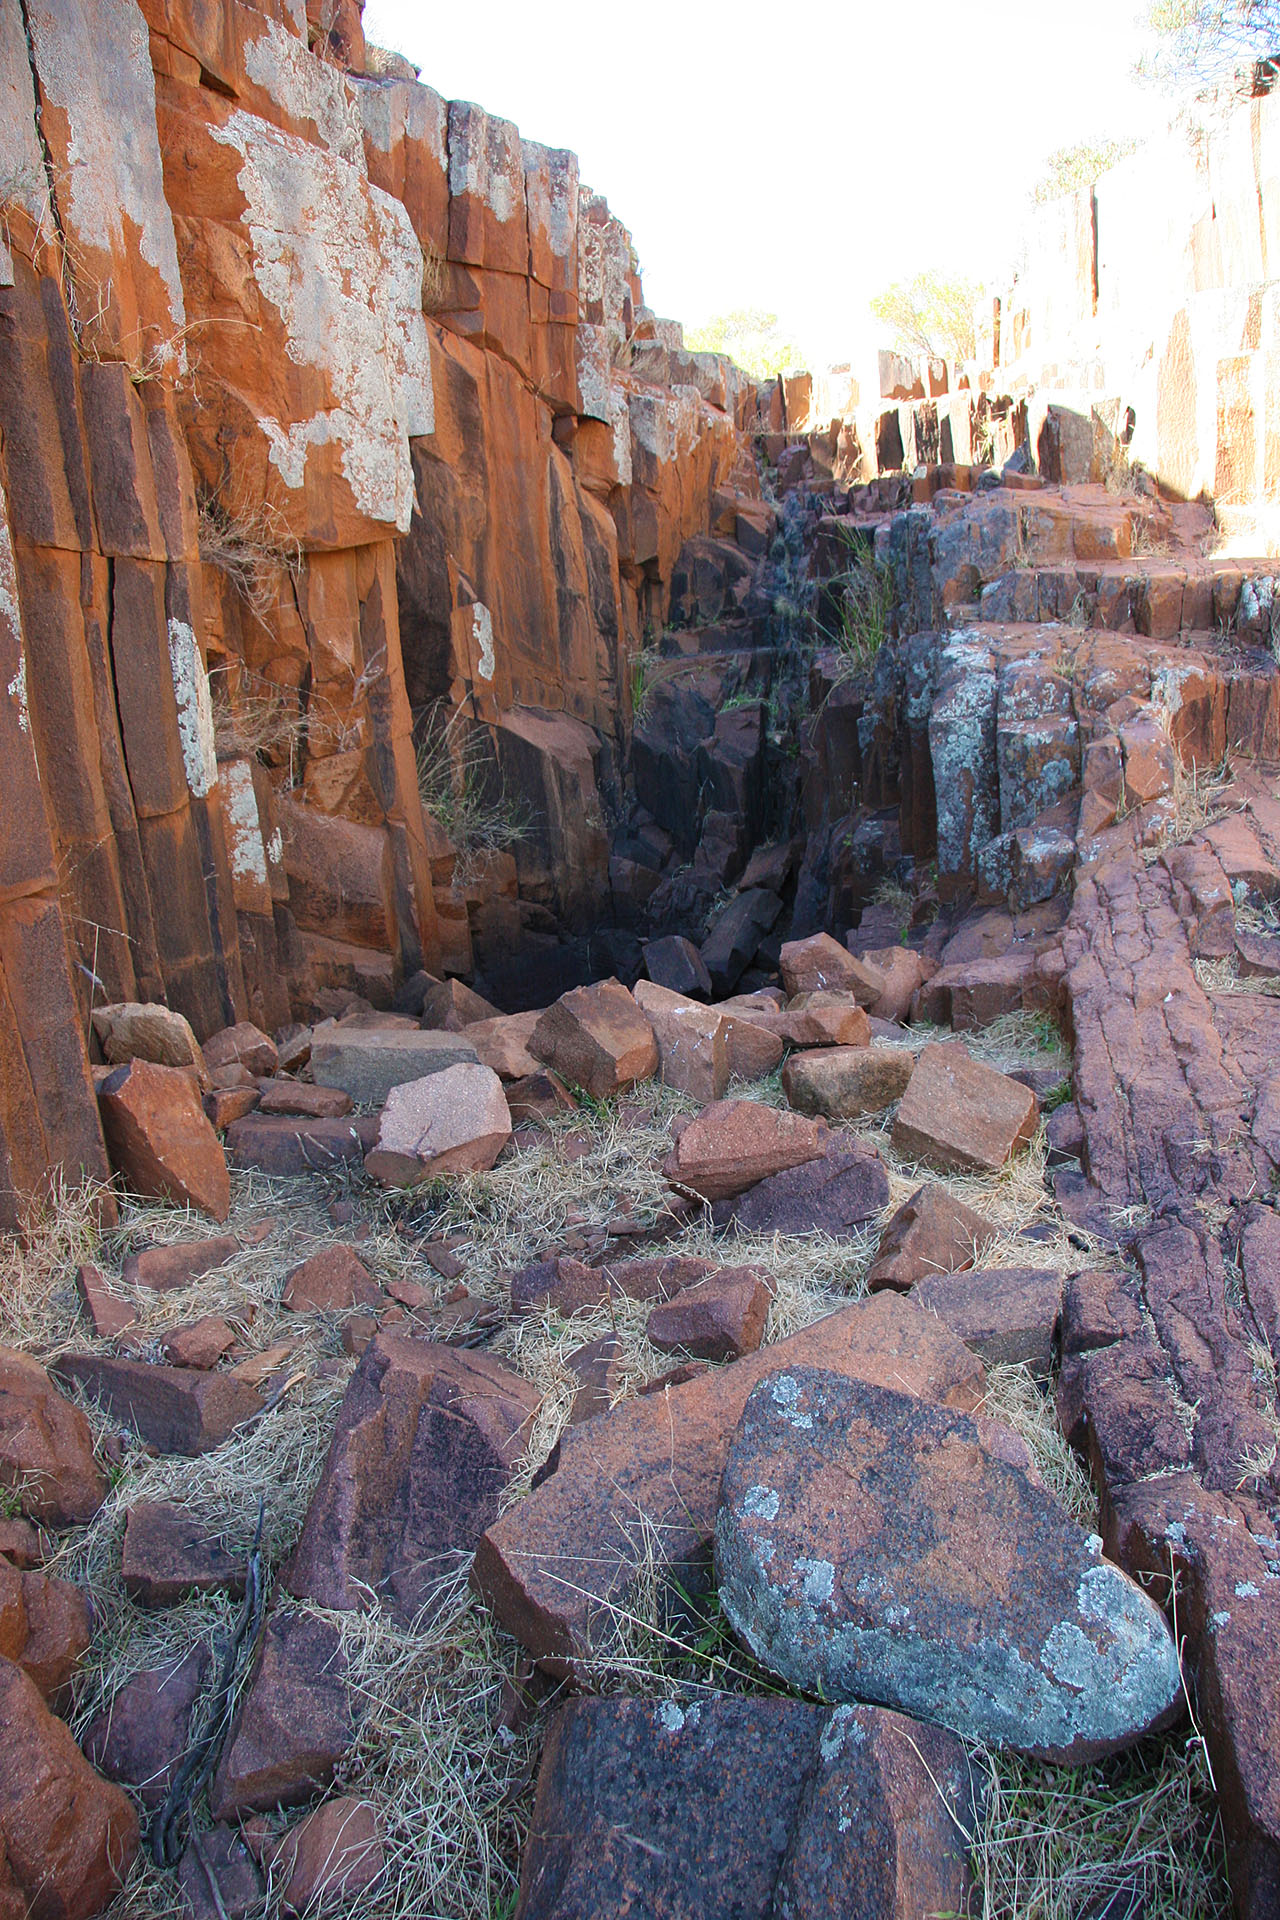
[447,102,522,225]
[0,512,28,734]
[167,619,217,799]
[242,16,364,165]
[470,604,496,682]
[219,757,269,888]
[741,1485,779,1522]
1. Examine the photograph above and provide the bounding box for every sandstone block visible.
[122,1501,248,1608]
[465,1011,543,1080]
[162,1316,237,1369]
[85,1645,209,1808]
[202,1022,278,1078]
[256,1082,354,1119]
[53,1356,261,1457]
[711,1138,890,1238]
[892,1043,1038,1173]
[780,932,885,1003]
[0,1557,90,1701]
[74,1264,138,1340]
[364,1062,512,1185]
[662,1099,826,1202]
[91,1002,207,1081]
[210,1614,353,1820]
[866,1184,999,1293]
[782,1046,913,1119]
[121,1235,238,1291]
[913,1266,1065,1374]
[860,946,928,1024]
[530,980,658,1099]
[98,1059,230,1221]
[0,1349,106,1525]
[633,980,729,1103]
[642,935,712,998]
[275,1798,383,1913]
[420,978,501,1031]
[282,1246,383,1314]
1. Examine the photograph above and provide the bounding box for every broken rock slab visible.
[892,1042,1038,1173]
[310,1021,480,1106]
[0,1348,107,1525]
[662,1099,827,1202]
[256,1082,354,1119]
[712,1137,890,1238]
[465,1011,543,1081]
[514,1693,976,1920]
[0,1556,91,1701]
[780,932,885,1004]
[210,1612,354,1820]
[122,1500,249,1607]
[225,1113,378,1176]
[53,1355,261,1457]
[98,1059,231,1221]
[782,1045,913,1120]
[120,1234,239,1291]
[286,1334,539,1621]
[364,1062,512,1186]
[865,1183,999,1293]
[716,1369,1182,1763]
[643,933,712,998]
[913,1266,1065,1374]
[203,1023,279,1079]
[282,1245,384,1313]
[530,979,658,1100]
[274,1796,384,1913]
[91,1001,207,1081]
[471,1292,984,1676]
[633,979,729,1103]
[646,1267,773,1362]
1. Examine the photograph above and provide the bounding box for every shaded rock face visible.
[286,1334,540,1620]
[516,1694,977,1920]
[716,1369,1182,1763]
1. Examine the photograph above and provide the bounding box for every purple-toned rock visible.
[210,1613,353,1820]
[712,1138,890,1237]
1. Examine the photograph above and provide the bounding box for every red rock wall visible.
[0,0,747,1219]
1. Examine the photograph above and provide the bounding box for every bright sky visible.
[362,0,1167,366]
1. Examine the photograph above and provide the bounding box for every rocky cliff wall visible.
[0,0,753,1221]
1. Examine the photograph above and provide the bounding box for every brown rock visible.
[84,1644,210,1806]
[465,1010,544,1080]
[74,1264,138,1339]
[566,1336,623,1425]
[209,1064,258,1091]
[716,1370,1182,1762]
[632,980,729,1104]
[204,1087,261,1129]
[285,1335,540,1621]
[711,1138,891,1238]
[282,1246,383,1314]
[0,1558,90,1701]
[364,1062,512,1185]
[892,1043,1038,1173]
[507,1071,579,1124]
[866,1183,999,1294]
[256,1082,354,1119]
[0,1656,138,1919]
[0,1522,42,1570]
[529,979,658,1099]
[275,1797,383,1912]
[98,1059,231,1220]
[511,1255,717,1317]
[780,932,885,1004]
[90,1003,207,1082]
[310,1023,480,1106]
[861,946,928,1024]
[225,1113,378,1175]
[162,1315,237,1369]
[720,1011,786,1081]
[643,934,712,998]
[514,1695,975,1920]
[646,1268,772,1361]
[471,1292,984,1675]
[731,993,872,1050]
[913,1267,1065,1374]
[421,977,501,1030]
[53,1355,261,1457]
[203,1022,278,1078]
[210,1613,353,1820]
[121,1235,239,1291]
[0,1349,106,1525]
[782,1045,913,1119]
[177,1825,262,1920]
[662,1099,826,1202]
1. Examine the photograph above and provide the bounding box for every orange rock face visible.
[98,1059,231,1220]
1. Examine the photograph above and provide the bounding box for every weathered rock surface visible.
[472,1293,984,1674]
[662,1100,826,1202]
[511,1254,714,1317]
[633,980,729,1103]
[91,1002,207,1080]
[121,1235,239,1291]
[257,1082,354,1119]
[465,1012,544,1081]
[282,1245,383,1314]
[914,1266,1064,1373]
[892,1042,1038,1172]
[0,1350,106,1526]
[210,1612,353,1820]
[420,977,500,1031]
[98,1060,231,1220]
[311,1024,480,1106]
[643,934,712,998]
[225,1113,379,1175]
[53,1355,260,1457]
[286,1335,539,1620]
[530,980,658,1099]
[177,1825,262,1920]
[646,1268,772,1361]
[163,1315,238,1369]
[782,1045,914,1119]
[122,1501,248,1606]
[780,932,884,1003]
[364,1062,512,1184]
[514,1693,976,1920]
[0,1656,139,1919]
[203,1024,278,1079]
[85,1644,210,1807]
[716,1369,1182,1761]
[712,1137,890,1237]
[274,1797,384,1913]
[0,1558,91,1702]
[74,1264,138,1341]
[866,1183,999,1293]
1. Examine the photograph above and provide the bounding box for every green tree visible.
[1031,137,1141,204]
[868,272,980,364]
[684,309,804,380]
[1140,0,1280,94]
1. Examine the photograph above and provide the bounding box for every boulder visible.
[472,1293,984,1675]
[633,981,729,1104]
[420,978,501,1031]
[285,1335,539,1621]
[162,1315,237,1369]
[120,1235,239,1290]
[700,890,782,996]
[122,1501,249,1607]
[720,1012,786,1082]
[730,994,872,1050]
[256,1082,354,1119]
[97,1059,230,1221]
[511,1255,716,1317]
[364,1062,512,1185]
[203,1023,278,1078]
[0,1522,42,1570]
[646,1268,772,1361]
[0,1558,91,1700]
[865,1184,999,1294]
[225,1113,378,1175]
[662,1100,826,1202]
[0,1349,106,1525]
[861,947,928,1024]
[529,980,658,1100]
[780,933,885,1004]
[282,1246,383,1313]
[0,1657,138,1920]
[274,1798,383,1913]
[716,1369,1182,1762]
[711,1138,890,1237]
[205,1087,261,1129]
[643,934,712,998]
[514,1693,975,1920]
[210,1613,354,1820]
[465,1011,544,1080]
[310,1021,479,1106]
[74,1264,138,1340]
[913,1267,1065,1374]
[91,1002,207,1081]
[892,1043,1038,1173]
[782,1046,914,1119]
[84,1644,210,1806]
[53,1356,261,1457]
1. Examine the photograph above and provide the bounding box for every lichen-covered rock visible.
[716,1368,1183,1762]
[364,1062,512,1184]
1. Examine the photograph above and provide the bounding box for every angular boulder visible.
[120,1235,239,1291]
[364,1063,512,1185]
[712,1138,890,1238]
[256,1082,354,1119]
[731,994,872,1050]
[97,1059,230,1220]
[530,980,658,1100]
[0,1558,91,1701]
[122,1501,248,1607]
[780,932,885,1004]
[286,1335,540,1621]
[274,1797,383,1913]
[472,1293,984,1675]
[203,1022,278,1078]
[465,1011,544,1081]
[646,1268,772,1362]
[892,1043,1038,1173]
[643,934,712,998]
[53,1355,261,1457]
[782,1046,913,1120]
[210,1613,353,1820]
[84,1644,210,1807]
[866,1184,999,1294]
[310,1022,479,1106]
[700,889,782,997]
[633,980,729,1103]
[913,1267,1065,1374]
[163,1315,237,1369]
[716,1368,1182,1762]
[91,1001,207,1080]
[225,1113,378,1176]
[420,977,500,1030]
[662,1100,826,1202]
[0,1349,106,1525]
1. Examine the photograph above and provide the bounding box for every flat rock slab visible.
[530,979,658,1100]
[256,1082,353,1119]
[85,1644,210,1807]
[310,1024,479,1106]
[647,1268,772,1361]
[783,1046,913,1120]
[914,1266,1065,1374]
[54,1355,261,1457]
[121,1236,239,1291]
[712,1138,889,1237]
[662,1099,827,1202]
[210,1612,353,1820]
[282,1245,382,1313]
[98,1059,230,1220]
[892,1042,1038,1173]
[286,1334,540,1621]
[716,1368,1182,1763]
[515,1694,976,1920]
[122,1500,249,1606]
[204,1023,278,1078]
[225,1113,377,1176]
[511,1254,716,1317]
[471,1293,985,1677]
[866,1183,999,1294]
[465,1011,543,1081]
[364,1062,512,1186]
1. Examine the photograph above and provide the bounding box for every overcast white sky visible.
[361,0,1166,365]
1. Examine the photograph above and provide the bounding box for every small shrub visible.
[415,707,530,876]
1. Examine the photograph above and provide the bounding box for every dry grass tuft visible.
[197,496,302,622]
